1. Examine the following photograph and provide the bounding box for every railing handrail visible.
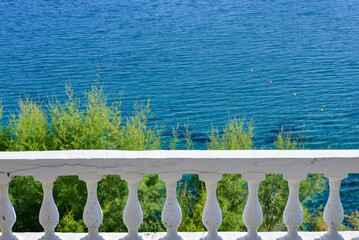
[0,150,358,178]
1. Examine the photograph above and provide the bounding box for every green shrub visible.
[0,84,347,233]
[0,105,9,151]
[8,99,49,151]
[346,210,359,230]
[49,86,84,150]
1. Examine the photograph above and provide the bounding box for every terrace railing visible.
[0,150,358,240]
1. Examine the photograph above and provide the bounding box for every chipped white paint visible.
[242,173,265,240]
[159,173,182,240]
[122,173,144,240]
[199,173,222,240]
[0,176,17,240]
[35,175,60,240]
[79,174,104,240]
[321,177,345,240]
[281,177,304,240]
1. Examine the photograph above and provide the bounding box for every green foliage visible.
[346,210,359,230]
[208,122,327,232]
[98,175,128,232]
[54,176,87,232]
[138,175,165,232]
[8,99,49,151]
[57,209,85,232]
[274,128,299,150]
[119,102,162,150]
[259,173,327,232]
[184,119,193,150]
[0,105,9,151]
[178,175,206,232]
[207,117,253,150]
[169,125,180,150]
[259,174,288,231]
[5,85,165,233]
[9,177,43,232]
[217,174,247,231]
[207,117,253,231]
[49,86,83,150]
[0,84,352,234]
[302,207,327,231]
[79,85,112,149]
[7,100,50,232]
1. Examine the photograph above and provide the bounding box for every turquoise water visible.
[0,0,358,213]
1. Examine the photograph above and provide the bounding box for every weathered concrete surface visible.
[0,150,358,177]
[11,232,359,240]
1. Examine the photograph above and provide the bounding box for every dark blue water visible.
[0,0,358,214]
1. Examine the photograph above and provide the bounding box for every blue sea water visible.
[0,0,358,214]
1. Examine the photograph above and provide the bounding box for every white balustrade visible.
[321,174,346,240]
[281,173,306,240]
[199,173,222,240]
[79,174,104,240]
[122,173,144,240]
[0,175,17,240]
[0,150,357,239]
[159,173,183,240]
[34,175,60,240]
[242,173,265,240]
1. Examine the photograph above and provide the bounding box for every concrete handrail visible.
[0,150,358,177]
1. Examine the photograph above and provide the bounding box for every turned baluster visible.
[0,175,17,240]
[79,174,104,240]
[34,175,60,240]
[159,173,183,240]
[280,173,306,240]
[242,173,265,240]
[320,175,346,240]
[199,173,222,240]
[122,173,144,240]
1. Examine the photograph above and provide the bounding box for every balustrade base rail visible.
[9,231,359,240]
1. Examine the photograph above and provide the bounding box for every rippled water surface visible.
[0,0,358,213]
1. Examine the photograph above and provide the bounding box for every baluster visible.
[0,175,17,240]
[242,173,265,240]
[122,173,144,240]
[320,176,346,240]
[199,173,222,240]
[34,175,60,240]
[280,174,306,240]
[79,174,104,240]
[159,173,183,240]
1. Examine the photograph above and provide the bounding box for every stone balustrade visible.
[0,150,358,240]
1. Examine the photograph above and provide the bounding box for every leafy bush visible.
[0,106,9,151]
[0,84,349,233]
[8,99,49,151]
